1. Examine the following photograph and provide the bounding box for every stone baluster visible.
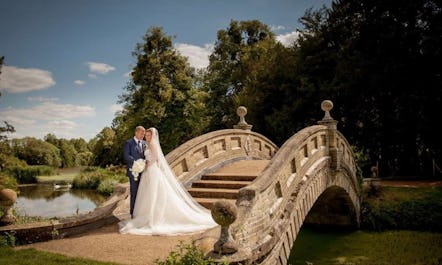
[318,100,341,170]
[233,106,253,131]
[211,199,239,254]
[0,188,17,226]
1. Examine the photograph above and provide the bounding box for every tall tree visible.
[204,20,276,129]
[293,0,442,177]
[112,26,209,162]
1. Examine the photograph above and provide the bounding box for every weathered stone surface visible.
[211,199,237,226]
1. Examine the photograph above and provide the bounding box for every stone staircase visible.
[188,160,269,209]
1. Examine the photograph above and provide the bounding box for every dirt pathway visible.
[16,223,208,265]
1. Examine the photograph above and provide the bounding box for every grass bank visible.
[0,246,120,265]
[361,186,442,232]
[289,228,442,265]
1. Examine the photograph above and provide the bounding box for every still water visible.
[14,184,106,218]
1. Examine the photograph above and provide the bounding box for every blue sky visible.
[0,0,331,141]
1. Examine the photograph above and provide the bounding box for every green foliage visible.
[204,20,276,130]
[0,174,18,191]
[44,134,93,167]
[0,231,16,247]
[92,127,117,167]
[97,178,120,196]
[361,186,442,232]
[155,241,229,265]
[0,153,27,170]
[107,26,211,168]
[6,165,56,184]
[11,138,61,167]
[72,166,126,195]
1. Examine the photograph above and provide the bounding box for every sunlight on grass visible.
[36,167,83,184]
[0,246,120,265]
[289,228,442,265]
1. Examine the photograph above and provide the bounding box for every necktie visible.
[137,140,142,153]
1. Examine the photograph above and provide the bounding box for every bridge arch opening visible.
[303,185,359,229]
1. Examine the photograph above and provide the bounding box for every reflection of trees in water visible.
[19,184,106,205]
[70,189,106,205]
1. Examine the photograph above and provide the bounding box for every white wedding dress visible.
[119,128,217,235]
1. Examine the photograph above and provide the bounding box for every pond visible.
[14,184,107,218]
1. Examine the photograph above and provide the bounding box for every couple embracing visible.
[119,126,217,235]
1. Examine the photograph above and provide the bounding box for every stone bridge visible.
[0,100,360,265]
[164,100,361,265]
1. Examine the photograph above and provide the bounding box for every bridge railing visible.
[165,129,278,186]
[217,101,359,263]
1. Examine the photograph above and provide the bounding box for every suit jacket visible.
[124,138,146,177]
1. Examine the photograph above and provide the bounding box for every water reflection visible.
[14,184,106,218]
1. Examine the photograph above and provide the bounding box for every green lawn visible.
[289,228,442,265]
[0,246,120,265]
[36,167,83,184]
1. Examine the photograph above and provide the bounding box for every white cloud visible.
[175,43,213,69]
[74,80,85,86]
[0,65,55,93]
[0,101,96,139]
[86,62,116,75]
[271,25,286,31]
[110,103,123,113]
[123,72,131,78]
[47,120,77,130]
[1,102,95,121]
[276,31,300,47]
[88,74,97,79]
[27,96,58,102]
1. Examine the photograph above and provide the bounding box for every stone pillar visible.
[318,100,340,170]
[233,106,253,131]
[211,199,239,254]
[0,188,17,225]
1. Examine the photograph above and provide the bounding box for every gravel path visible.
[16,223,205,265]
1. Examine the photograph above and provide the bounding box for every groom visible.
[123,125,146,218]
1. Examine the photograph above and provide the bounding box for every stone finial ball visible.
[321,100,333,112]
[211,199,237,226]
[237,106,247,117]
[0,189,17,206]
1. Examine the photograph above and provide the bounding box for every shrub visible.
[0,232,16,247]
[0,174,18,191]
[0,153,27,170]
[361,187,442,232]
[155,241,229,265]
[73,166,127,195]
[97,178,119,196]
[6,165,57,184]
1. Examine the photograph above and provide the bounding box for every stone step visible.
[194,198,236,210]
[192,180,252,189]
[188,187,239,199]
[201,173,257,182]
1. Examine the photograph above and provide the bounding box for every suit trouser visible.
[128,174,140,217]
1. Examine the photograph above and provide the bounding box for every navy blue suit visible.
[124,138,146,217]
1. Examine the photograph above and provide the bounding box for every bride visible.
[119,127,217,235]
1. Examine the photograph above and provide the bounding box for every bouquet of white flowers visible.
[131,159,145,181]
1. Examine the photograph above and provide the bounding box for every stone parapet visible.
[165,129,278,186]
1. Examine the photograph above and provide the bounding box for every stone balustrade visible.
[217,101,360,264]
[165,129,278,186]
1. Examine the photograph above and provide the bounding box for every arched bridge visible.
[0,100,360,265]
[165,100,361,265]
